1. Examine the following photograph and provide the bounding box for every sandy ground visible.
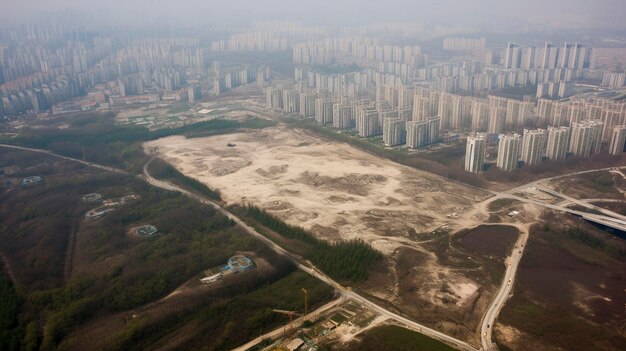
[144,126,535,344]
[145,126,491,256]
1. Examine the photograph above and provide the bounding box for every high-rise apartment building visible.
[545,126,571,161]
[608,125,626,155]
[569,121,603,157]
[314,98,333,124]
[465,135,486,173]
[266,87,283,109]
[504,43,521,69]
[383,118,406,146]
[497,134,521,172]
[521,129,547,165]
[299,92,316,117]
[406,116,440,148]
[356,107,379,137]
[412,95,431,122]
[282,89,300,113]
[188,84,201,103]
[488,106,506,133]
[333,104,353,129]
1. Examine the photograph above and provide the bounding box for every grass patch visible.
[330,312,348,324]
[500,292,625,351]
[345,325,457,351]
[488,198,522,212]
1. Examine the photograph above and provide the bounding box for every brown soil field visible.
[144,126,505,345]
[144,126,492,254]
[548,170,626,201]
[591,200,626,216]
[495,213,626,351]
[456,225,519,259]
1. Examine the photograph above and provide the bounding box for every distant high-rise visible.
[412,95,430,122]
[299,93,316,117]
[356,108,379,137]
[266,87,283,109]
[464,135,486,173]
[188,84,201,103]
[282,89,299,113]
[521,129,547,166]
[333,104,353,129]
[488,106,506,134]
[497,134,521,172]
[406,116,439,148]
[314,98,333,124]
[608,125,626,155]
[383,118,406,146]
[545,126,571,161]
[504,43,521,69]
[569,121,603,157]
[470,100,488,131]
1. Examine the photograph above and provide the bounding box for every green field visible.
[345,325,457,351]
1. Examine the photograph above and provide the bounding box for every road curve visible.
[142,158,479,351]
[10,143,621,351]
[479,227,528,351]
[231,297,345,351]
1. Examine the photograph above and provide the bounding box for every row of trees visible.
[10,114,274,172]
[148,159,222,201]
[242,205,383,282]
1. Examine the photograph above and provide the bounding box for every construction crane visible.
[272,309,303,338]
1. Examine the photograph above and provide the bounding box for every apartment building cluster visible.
[0,27,213,116]
[210,32,289,52]
[442,37,487,51]
[502,42,593,70]
[537,98,626,141]
[265,82,441,150]
[210,21,327,52]
[212,64,270,95]
[292,37,426,82]
[465,122,626,173]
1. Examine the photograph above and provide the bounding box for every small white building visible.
[200,272,223,284]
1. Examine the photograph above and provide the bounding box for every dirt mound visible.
[209,158,251,176]
[295,171,387,196]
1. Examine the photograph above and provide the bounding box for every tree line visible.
[8,115,275,172]
[242,205,383,282]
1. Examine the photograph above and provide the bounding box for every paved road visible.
[476,165,626,349]
[479,227,528,351]
[142,159,478,351]
[532,185,626,222]
[231,297,345,351]
[4,143,623,351]
[0,144,129,175]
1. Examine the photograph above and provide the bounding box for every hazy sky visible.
[3,0,626,29]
